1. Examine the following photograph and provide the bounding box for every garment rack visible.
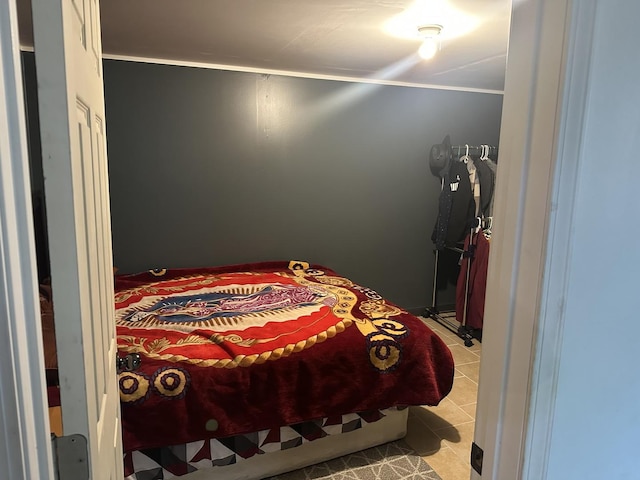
[425,142,497,347]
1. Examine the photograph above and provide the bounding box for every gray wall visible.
[104,60,503,311]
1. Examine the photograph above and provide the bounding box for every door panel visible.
[31,0,122,478]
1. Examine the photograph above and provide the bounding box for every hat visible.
[429,135,453,178]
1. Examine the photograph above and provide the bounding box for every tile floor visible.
[404,315,481,480]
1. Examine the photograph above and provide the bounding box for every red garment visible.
[456,232,490,330]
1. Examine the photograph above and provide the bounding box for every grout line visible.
[430,420,476,437]
[453,359,481,366]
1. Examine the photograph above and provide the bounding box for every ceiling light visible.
[418,24,443,60]
[418,24,443,38]
[384,1,480,41]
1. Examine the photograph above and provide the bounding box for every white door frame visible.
[0,1,55,479]
[473,0,598,478]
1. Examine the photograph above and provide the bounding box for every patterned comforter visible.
[115,261,454,454]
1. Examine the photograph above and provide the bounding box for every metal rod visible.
[452,144,498,150]
[429,177,445,309]
[432,311,464,335]
[461,229,474,328]
[452,145,498,158]
[431,249,439,309]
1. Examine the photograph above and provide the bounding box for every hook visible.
[465,144,469,157]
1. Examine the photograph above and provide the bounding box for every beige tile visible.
[415,399,473,430]
[447,332,482,352]
[427,327,466,349]
[437,335,466,351]
[442,334,468,348]
[467,340,482,354]
[447,344,481,366]
[425,325,454,342]
[457,361,481,384]
[435,421,476,464]
[454,368,465,379]
[423,445,471,480]
[405,411,446,455]
[421,317,457,336]
[447,376,480,407]
[440,336,460,345]
[460,402,477,419]
[427,321,460,336]
[422,317,482,352]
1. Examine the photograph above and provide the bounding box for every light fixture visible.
[418,24,443,60]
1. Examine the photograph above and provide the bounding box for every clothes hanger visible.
[460,144,471,164]
[484,145,493,162]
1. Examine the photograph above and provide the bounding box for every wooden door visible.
[31,0,122,478]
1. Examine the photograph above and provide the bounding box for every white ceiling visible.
[17,0,511,93]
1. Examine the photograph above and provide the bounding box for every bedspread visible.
[115,261,454,453]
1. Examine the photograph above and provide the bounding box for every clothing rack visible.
[426,140,498,347]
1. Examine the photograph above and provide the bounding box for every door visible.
[31,0,122,478]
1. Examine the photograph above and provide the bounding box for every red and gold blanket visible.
[115,261,454,452]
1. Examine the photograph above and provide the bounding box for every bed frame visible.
[180,408,409,479]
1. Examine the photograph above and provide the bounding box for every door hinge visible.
[471,441,483,475]
[51,433,89,480]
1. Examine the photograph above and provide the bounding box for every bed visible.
[48,260,455,479]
